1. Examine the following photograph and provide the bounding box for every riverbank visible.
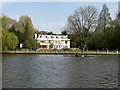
[1,50,120,55]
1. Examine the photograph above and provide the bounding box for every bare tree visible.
[64,6,98,50]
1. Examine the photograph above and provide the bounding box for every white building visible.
[35,34,70,49]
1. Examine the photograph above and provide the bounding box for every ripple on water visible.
[2,54,118,88]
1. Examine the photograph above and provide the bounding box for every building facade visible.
[35,34,70,49]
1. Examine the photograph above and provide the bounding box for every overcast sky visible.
[2,1,119,34]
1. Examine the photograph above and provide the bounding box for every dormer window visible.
[51,36,53,38]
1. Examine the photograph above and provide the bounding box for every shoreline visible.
[1,50,120,55]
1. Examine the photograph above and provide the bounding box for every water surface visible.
[2,54,118,88]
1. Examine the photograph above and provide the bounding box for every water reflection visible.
[2,54,118,88]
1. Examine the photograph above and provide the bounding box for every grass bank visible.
[1,50,120,55]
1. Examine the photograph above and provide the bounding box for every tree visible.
[114,12,120,49]
[47,31,53,35]
[2,16,10,30]
[2,15,16,30]
[61,30,67,35]
[2,30,19,50]
[18,16,39,49]
[64,6,98,50]
[96,4,112,32]
[9,23,24,44]
[2,15,19,50]
[24,39,39,50]
[18,16,35,41]
[18,16,37,49]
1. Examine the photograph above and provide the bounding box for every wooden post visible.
[87,49,88,54]
[106,48,108,54]
[97,49,98,54]
[116,49,118,54]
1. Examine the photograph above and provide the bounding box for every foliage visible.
[89,27,116,49]
[18,16,39,49]
[61,30,67,35]
[18,16,35,41]
[47,31,53,35]
[63,4,120,50]
[96,4,112,32]
[2,29,19,50]
[2,15,16,30]
[9,23,24,44]
[24,39,39,50]
[114,12,120,49]
[2,15,39,50]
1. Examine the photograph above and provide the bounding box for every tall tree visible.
[64,6,98,50]
[96,4,112,32]
[114,12,120,49]
[18,16,35,41]
[2,15,19,50]
[18,16,39,49]
[2,15,16,30]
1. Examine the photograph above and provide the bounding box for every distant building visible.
[35,34,70,49]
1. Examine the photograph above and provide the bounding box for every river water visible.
[2,54,119,88]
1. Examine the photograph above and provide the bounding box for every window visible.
[50,41,53,43]
[41,41,45,43]
[51,36,54,38]
[65,41,67,44]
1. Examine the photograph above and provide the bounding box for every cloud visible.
[33,21,66,34]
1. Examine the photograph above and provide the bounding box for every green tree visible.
[2,30,19,50]
[9,23,24,44]
[2,15,19,50]
[96,4,112,32]
[2,15,16,30]
[114,12,120,49]
[2,16,10,30]
[24,39,39,50]
[47,31,53,35]
[61,30,67,35]
[18,16,35,41]
[18,16,39,49]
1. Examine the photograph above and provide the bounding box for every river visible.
[2,54,119,88]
